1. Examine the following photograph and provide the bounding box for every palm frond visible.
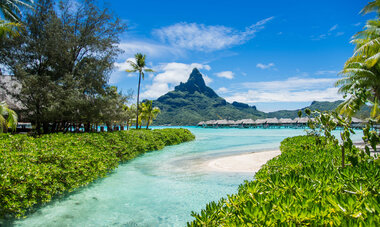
[6,108,18,131]
[365,52,380,67]
[352,37,380,58]
[0,20,22,37]
[144,68,154,73]
[0,115,5,133]
[0,0,34,22]
[126,60,138,70]
[361,0,380,15]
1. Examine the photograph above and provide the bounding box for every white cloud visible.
[118,41,184,59]
[241,77,337,90]
[315,70,338,75]
[329,24,338,32]
[224,77,341,103]
[152,17,274,51]
[215,71,235,79]
[256,63,275,69]
[217,87,229,93]
[353,22,361,27]
[312,24,344,41]
[114,58,136,72]
[225,88,341,103]
[203,75,213,85]
[141,62,212,99]
[110,58,142,84]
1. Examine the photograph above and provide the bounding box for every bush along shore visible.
[188,135,380,226]
[0,128,195,219]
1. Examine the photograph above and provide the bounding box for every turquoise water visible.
[14,127,364,226]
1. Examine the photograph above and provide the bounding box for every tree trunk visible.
[51,122,57,133]
[84,122,90,132]
[36,120,41,135]
[136,71,142,129]
[342,146,345,168]
[146,116,151,129]
[43,122,49,134]
[106,122,112,132]
[63,123,70,134]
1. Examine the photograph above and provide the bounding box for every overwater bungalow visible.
[241,119,256,127]
[279,118,294,127]
[197,116,370,129]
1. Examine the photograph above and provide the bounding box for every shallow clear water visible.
[14,127,364,227]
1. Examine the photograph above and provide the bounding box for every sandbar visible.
[207,150,281,173]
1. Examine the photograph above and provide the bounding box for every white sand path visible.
[207,150,281,173]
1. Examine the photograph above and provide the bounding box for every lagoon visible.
[14,127,363,226]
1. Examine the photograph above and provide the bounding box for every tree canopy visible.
[0,0,129,133]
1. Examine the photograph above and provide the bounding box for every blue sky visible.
[107,0,373,112]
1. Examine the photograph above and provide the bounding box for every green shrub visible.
[0,129,194,218]
[188,135,380,226]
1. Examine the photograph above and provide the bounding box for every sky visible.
[106,0,373,112]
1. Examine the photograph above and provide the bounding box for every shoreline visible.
[207,149,281,173]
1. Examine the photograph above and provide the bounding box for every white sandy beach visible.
[207,150,281,173]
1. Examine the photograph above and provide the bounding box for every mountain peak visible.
[188,68,205,86]
[174,68,218,98]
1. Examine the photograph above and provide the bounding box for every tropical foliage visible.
[0,128,195,219]
[0,101,17,132]
[122,104,137,130]
[188,135,380,226]
[126,53,154,129]
[0,0,127,133]
[336,0,380,118]
[0,20,21,37]
[140,100,160,129]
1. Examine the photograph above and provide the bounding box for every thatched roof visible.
[227,120,237,125]
[266,118,279,124]
[279,118,294,124]
[205,120,217,125]
[255,119,267,124]
[215,119,229,125]
[294,117,309,123]
[242,119,255,124]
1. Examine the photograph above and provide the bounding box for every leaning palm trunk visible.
[146,116,151,129]
[136,72,141,129]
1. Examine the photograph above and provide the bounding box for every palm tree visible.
[0,20,21,37]
[336,0,380,116]
[122,104,136,130]
[0,0,34,22]
[126,53,154,129]
[140,100,160,129]
[0,101,18,133]
[0,0,34,38]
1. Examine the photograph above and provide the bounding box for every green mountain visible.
[153,68,266,125]
[267,100,345,119]
[267,100,371,119]
[152,68,370,125]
